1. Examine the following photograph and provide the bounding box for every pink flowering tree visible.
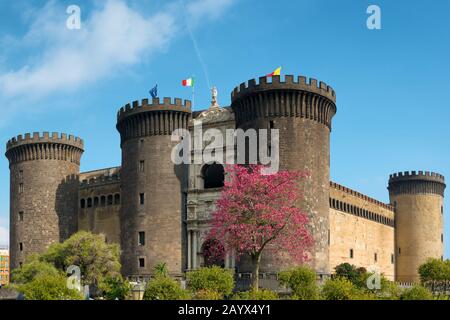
[206,165,313,290]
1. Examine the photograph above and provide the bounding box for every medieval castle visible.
[5,75,446,284]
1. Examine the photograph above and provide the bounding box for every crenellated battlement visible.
[231,75,336,103]
[330,181,395,211]
[116,97,192,142]
[230,75,337,129]
[389,171,445,183]
[6,132,84,151]
[388,171,446,197]
[117,97,192,122]
[80,174,121,188]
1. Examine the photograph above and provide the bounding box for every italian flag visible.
[182,77,194,87]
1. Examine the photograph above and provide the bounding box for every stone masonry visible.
[5,75,445,283]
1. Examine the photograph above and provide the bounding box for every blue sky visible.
[0,0,449,257]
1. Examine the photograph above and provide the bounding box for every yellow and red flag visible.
[266,67,281,77]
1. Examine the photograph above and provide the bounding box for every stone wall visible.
[78,168,121,245]
[116,98,191,278]
[329,182,395,280]
[6,132,83,270]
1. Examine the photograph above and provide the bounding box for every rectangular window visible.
[19,211,24,222]
[19,243,23,251]
[19,183,23,194]
[139,160,145,172]
[139,193,145,205]
[441,234,444,243]
[398,247,401,254]
[138,232,145,246]
[139,258,145,268]
[350,249,354,259]
[19,170,23,181]
[391,254,394,264]
[374,253,378,262]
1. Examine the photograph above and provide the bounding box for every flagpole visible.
[192,75,195,110]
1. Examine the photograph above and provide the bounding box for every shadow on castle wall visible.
[55,174,80,242]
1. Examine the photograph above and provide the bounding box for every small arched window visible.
[87,198,92,208]
[202,163,225,189]
[100,196,106,206]
[114,194,120,205]
[94,197,99,207]
[107,195,113,205]
[80,199,86,209]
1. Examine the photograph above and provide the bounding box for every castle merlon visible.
[330,181,395,212]
[117,97,192,122]
[388,171,446,197]
[231,75,336,103]
[389,171,445,184]
[6,132,84,151]
[80,174,120,188]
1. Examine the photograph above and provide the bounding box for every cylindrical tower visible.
[230,75,337,275]
[388,171,446,282]
[5,132,84,269]
[116,98,191,277]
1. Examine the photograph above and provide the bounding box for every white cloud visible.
[0,0,176,99]
[186,0,235,25]
[0,0,236,101]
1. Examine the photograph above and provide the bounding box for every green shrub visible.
[400,285,433,300]
[102,276,132,300]
[232,289,278,300]
[418,258,449,283]
[11,260,61,284]
[377,279,401,300]
[278,266,319,300]
[192,289,222,300]
[334,263,366,288]
[321,277,365,300]
[154,262,169,277]
[40,231,121,290]
[143,276,190,300]
[186,266,234,298]
[19,273,84,300]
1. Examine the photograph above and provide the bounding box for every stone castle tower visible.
[116,98,192,276]
[231,75,337,275]
[388,171,446,282]
[5,132,83,269]
[5,75,445,284]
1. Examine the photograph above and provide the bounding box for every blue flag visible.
[149,84,158,98]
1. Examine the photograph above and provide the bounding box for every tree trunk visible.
[251,253,262,291]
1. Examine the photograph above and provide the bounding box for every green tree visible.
[278,266,319,300]
[192,289,223,300]
[154,262,169,277]
[418,258,449,283]
[400,285,434,300]
[186,266,234,299]
[19,273,84,300]
[321,277,368,300]
[334,263,366,288]
[143,276,190,300]
[11,260,61,284]
[102,276,132,300]
[232,289,278,300]
[40,231,121,291]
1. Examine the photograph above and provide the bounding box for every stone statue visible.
[210,86,219,108]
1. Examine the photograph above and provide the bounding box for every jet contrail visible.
[180,0,212,91]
